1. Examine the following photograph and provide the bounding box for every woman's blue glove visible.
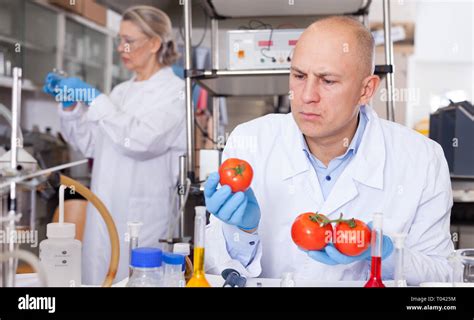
[204,172,260,231]
[304,221,394,265]
[43,72,62,95]
[43,72,101,106]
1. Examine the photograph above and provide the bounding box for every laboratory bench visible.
[15,273,474,287]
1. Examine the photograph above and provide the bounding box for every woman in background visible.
[43,6,185,284]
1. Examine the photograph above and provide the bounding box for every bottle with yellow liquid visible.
[186,206,211,287]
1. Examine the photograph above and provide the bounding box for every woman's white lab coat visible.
[59,67,185,285]
[205,105,454,286]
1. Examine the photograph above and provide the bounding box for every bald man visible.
[204,16,454,285]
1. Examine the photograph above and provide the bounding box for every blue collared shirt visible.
[302,109,368,200]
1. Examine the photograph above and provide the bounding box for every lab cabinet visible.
[0,0,26,80]
[24,1,58,85]
[0,1,57,85]
[0,0,126,93]
[64,18,107,91]
[0,0,25,40]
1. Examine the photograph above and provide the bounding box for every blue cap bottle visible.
[127,247,164,287]
[131,247,163,268]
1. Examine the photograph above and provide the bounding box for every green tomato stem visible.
[312,212,358,228]
[223,164,246,177]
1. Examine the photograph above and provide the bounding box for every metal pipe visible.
[178,155,187,238]
[211,18,219,69]
[212,97,220,148]
[216,69,290,76]
[383,0,396,122]
[29,188,36,232]
[0,159,89,191]
[10,67,21,170]
[184,0,195,181]
[211,18,220,149]
[4,67,22,287]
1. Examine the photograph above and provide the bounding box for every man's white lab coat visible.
[205,105,454,285]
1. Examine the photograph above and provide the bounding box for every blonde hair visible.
[122,5,179,66]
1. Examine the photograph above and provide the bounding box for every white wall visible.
[406,0,473,128]
[369,0,417,22]
[21,96,60,135]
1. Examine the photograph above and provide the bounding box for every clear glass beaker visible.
[450,249,474,285]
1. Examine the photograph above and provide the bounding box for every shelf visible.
[64,56,104,69]
[200,0,370,19]
[192,69,290,96]
[64,10,114,36]
[193,65,392,96]
[33,0,113,36]
[0,76,37,91]
[0,34,54,54]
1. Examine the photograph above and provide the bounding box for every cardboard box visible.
[48,0,84,15]
[82,0,107,27]
[371,22,415,45]
[48,0,106,27]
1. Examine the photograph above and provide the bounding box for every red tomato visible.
[333,219,371,256]
[219,158,253,193]
[291,212,333,251]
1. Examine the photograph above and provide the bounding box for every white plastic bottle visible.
[39,185,82,287]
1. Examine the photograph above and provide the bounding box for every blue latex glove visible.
[43,73,74,108]
[43,72,62,96]
[43,72,101,107]
[305,221,394,265]
[204,172,260,231]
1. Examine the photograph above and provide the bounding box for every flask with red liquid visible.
[364,212,386,288]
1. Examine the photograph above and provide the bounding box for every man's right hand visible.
[204,172,260,232]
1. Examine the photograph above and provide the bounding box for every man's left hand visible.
[305,221,394,265]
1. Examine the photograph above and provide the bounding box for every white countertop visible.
[17,272,473,287]
[15,273,398,287]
